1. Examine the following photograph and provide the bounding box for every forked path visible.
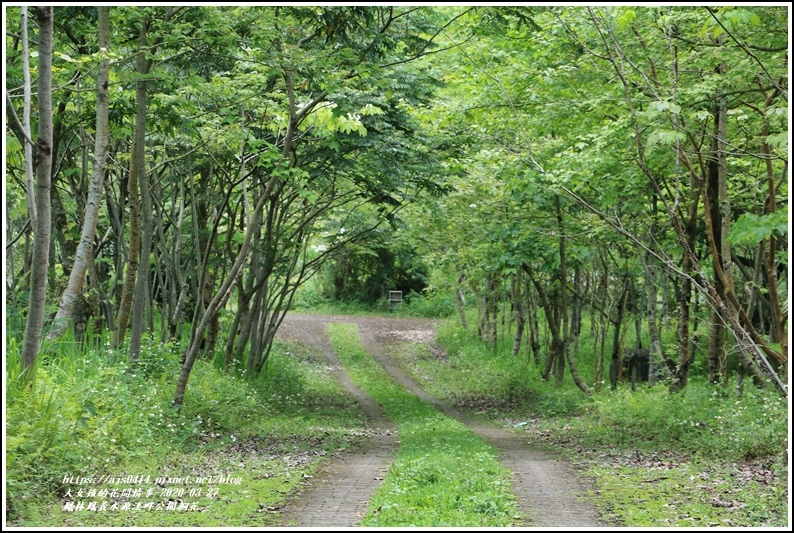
[275,313,607,528]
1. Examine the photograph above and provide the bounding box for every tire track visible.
[356,318,606,527]
[274,314,397,527]
[276,313,606,527]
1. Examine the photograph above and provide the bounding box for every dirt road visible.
[275,313,607,528]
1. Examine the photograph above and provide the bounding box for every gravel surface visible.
[275,313,607,527]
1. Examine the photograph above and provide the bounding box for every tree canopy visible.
[5,5,788,401]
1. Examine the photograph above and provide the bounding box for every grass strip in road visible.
[329,323,519,527]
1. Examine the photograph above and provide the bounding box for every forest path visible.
[274,313,606,528]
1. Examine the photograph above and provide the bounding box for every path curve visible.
[276,313,607,527]
[357,317,606,528]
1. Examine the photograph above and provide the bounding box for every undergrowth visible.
[390,314,789,527]
[5,325,367,527]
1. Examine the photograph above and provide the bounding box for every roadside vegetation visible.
[387,307,789,527]
[5,325,368,527]
[5,296,789,528]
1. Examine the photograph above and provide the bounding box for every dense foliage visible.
[4,5,789,527]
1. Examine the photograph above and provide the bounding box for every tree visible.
[48,7,111,340]
[19,6,54,378]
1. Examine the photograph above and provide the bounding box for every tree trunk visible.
[760,94,787,361]
[21,6,53,375]
[225,278,250,372]
[570,265,583,360]
[128,21,154,362]
[527,281,541,366]
[48,7,111,340]
[669,177,701,393]
[455,273,468,330]
[706,93,728,385]
[511,274,525,358]
[609,282,628,390]
[21,7,36,227]
[113,143,142,347]
[716,76,732,383]
[556,196,590,395]
[174,192,267,406]
[480,276,491,342]
[642,255,663,387]
[524,263,564,385]
[490,277,499,351]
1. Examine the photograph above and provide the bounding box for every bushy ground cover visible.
[5,327,368,527]
[386,315,789,527]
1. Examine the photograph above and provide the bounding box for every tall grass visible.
[422,314,788,462]
[393,313,788,527]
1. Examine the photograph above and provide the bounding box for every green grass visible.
[386,314,789,527]
[328,322,519,526]
[7,308,787,528]
[5,327,368,527]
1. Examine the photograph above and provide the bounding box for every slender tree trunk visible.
[128,21,153,362]
[246,289,266,377]
[632,278,642,350]
[490,277,499,351]
[596,297,607,393]
[527,281,541,366]
[480,277,491,342]
[114,143,142,347]
[455,273,468,330]
[716,75,732,383]
[512,274,525,357]
[202,272,220,361]
[174,192,267,406]
[556,196,590,395]
[642,254,663,387]
[706,92,728,384]
[48,7,111,340]
[225,278,250,371]
[669,178,701,393]
[524,264,563,384]
[570,265,582,359]
[593,250,608,392]
[105,181,125,306]
[609,282,628,390]
[21,6,53,375]
[760,93,787,361]
[6,214,15,295]
[737,243,766,334]
[21,7,36,227]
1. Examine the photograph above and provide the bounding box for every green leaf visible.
[728,211,788,245]
[296,187,319,203]
[766,132,788,150]
[54,51,74,63]
[645,130,685,156]
[617,9,636,29]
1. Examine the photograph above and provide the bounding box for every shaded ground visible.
[275,313,607,527]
